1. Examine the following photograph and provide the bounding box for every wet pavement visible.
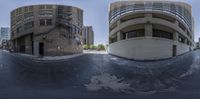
[0,49,200,99]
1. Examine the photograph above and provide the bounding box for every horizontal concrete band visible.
[110,16,193,43]
[110,11,192,33]
[108,37,190,60]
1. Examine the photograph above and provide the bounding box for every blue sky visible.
[0,0,199,45]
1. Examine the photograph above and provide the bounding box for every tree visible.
[83,44,89,50]
[90,45,97,50]
[97,44,105,51]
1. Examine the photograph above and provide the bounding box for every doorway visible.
[39,42,44,56]
[172,45,177,57]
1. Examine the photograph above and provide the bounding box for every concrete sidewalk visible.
[9,52,85,61]
[3,49,107,61]
[83,50,108,54]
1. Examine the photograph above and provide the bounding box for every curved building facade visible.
[108,0,194,60]
[11,5,83,56]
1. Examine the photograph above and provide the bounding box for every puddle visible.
[180,55,200,77]
[85,73,130,92]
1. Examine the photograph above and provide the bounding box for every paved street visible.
[0,49,200,99]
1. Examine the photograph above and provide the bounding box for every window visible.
[24,21,34,30]
[46,19,52,26]
[39,5,45,9]
[110,35,117,43]
[128,29,145,38]
[121,29,145,40]
[170,3,176,13]
[145,1,152,9]
[153,29,173,40]
[163,2,170,11]
[186,40,190,45]
[16,15,23,22]
[120,6,127,14]
[19,8,22,15]
[24,12,34,19]
[177,5,183,16]
[40,19,45,26]
[39,10,53,17]
[153,2,163,10]
[126,5,133,12]
[178,34,185,43]
[29,6,34,11]
[122,32,128,40]
[40,19,52,26]
[179,22,186,31]
[134,3,144,10]
[46,5,53,9]
[24,7,28,12]
[16,26,23,33]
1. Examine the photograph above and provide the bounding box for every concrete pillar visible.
[184,38,187,44]
[145,23,152,37]
[173,32,179,44]
[117,20,121,26]
[25,35,32,54]
[173,32,178,41]
[145,13,152,19]
[144,13,153,37]
[33,41,39,56]
[117,31,121,41]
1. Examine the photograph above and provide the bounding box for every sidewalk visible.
[12,53,85,61]
[6,50,108,61]
[83,50,108,54]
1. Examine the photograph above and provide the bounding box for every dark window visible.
[24,21,34,30]
[46,19,52,26]
[29,6,34,11]
[16,26,23,33]
[39,10,53,17]
[153,29,173,40]
[170,3,176,13]
[46,5,53,9]
[177,5,183,16]
[179,22,186,31]
[186,40,190,45]
[16,15,23,22]
[39,5,45,9]
[134,3,144,10]
[126,29,145,38]
[110,36,117,43]
[24,12,34,19]
[40,19,45,26]
[24,7,28,12]
[153,2,163,10]
[178,35,185,43]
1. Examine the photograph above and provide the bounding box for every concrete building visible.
[109,0,194,60]
[196,38,200,49]
[0,27,10,45]
[82,26,94,46]
[11,5,83,56]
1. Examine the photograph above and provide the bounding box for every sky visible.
[0,0,199,45]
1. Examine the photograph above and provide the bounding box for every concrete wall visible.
[177,42,190,55]
[108,37,190,60]
[25,35,32,54]
[34,28,82,56]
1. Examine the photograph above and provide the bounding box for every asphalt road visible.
[0,49,200,99]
